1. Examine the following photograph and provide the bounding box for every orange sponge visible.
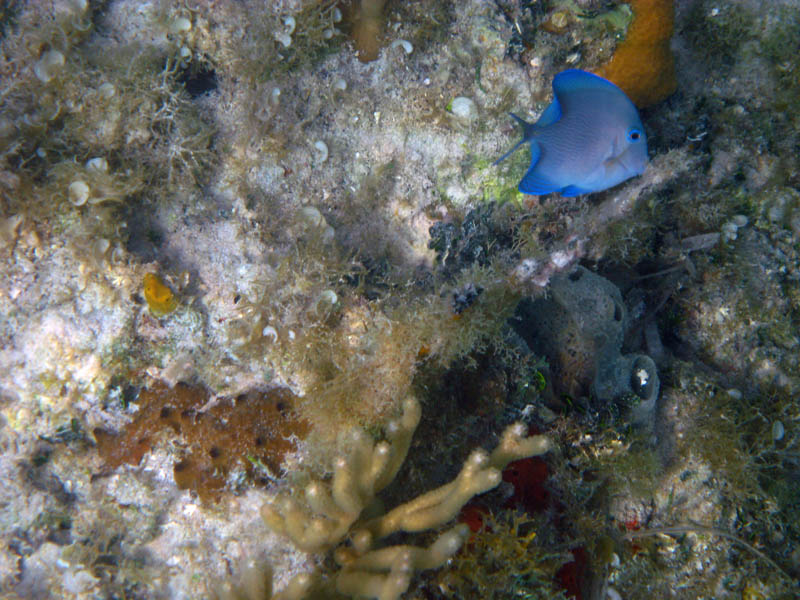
[598,0,676,107]
[143,272,177,316]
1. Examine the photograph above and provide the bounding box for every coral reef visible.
[1,0,799,598]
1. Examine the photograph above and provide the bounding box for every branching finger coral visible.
[261,397,553,599]
[335,525,469,600]
[261,396,421,553]
[214,561,316,600]
[359,423,551,539]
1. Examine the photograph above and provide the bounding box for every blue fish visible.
[495,69,648,197]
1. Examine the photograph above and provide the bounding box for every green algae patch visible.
[476,157,525,207]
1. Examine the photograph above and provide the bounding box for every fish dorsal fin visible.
[518,141,560,195]
[551,69,624,114]
[534,98,562,128]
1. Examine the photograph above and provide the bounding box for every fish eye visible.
[627,128,642,142]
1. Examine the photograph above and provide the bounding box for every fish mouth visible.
[616,151,646,176]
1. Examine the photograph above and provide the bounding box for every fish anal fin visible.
[560,185,592,197]
[518,143,561,195]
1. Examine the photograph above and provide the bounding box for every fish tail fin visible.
[493,139,526,165]
[494,113,535,165]
[510,112,539,137]
[509,112,529,127]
